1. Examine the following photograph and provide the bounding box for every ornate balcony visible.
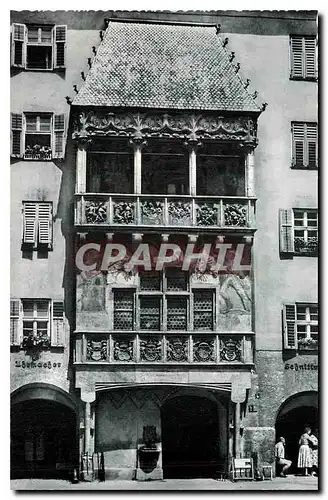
[74,332,254,365]
[74,194,256,232]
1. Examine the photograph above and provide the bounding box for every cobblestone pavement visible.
[11,475,319,491]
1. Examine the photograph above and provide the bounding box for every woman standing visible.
[309,430,318,476]
[297,427,313,476]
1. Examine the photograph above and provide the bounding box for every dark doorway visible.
[161,395,219,478]
[276,405,318,474]
[11,399,77,479]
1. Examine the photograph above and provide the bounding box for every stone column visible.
[76,140,91,193]
[183,139,202,196]
[231,380,247,459]
[129,138,147,194]
[245,147,255,197]
[234,402,241,458]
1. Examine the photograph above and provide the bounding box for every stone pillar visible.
[76,140,90,193]
[80,390,96,481]
[234,402,241,458]
[130,138,147,194]
[245,148,255,197]
[184,139,202,196]
[231,380,247,459]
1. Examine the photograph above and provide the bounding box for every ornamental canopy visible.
[72,21,260,113]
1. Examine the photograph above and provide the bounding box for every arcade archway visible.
[11,384,77,479]
[161,394,225,479]
[275,391,318,474]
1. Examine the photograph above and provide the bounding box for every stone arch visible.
[11,382,77,412]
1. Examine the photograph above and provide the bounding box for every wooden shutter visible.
[304,37,316,79]
[53,114,65,158]
[23,202,37,245]
[54,26,67,69]
[279,209,294,254]
[38,203,52,247]
[292,122,305,167]
[10,299,22,345]
[51,301,64,346]
[290,36,304,78]
[11,113,23,157]
[283,304,297,349]
[11,23,26,68]
[306,123,318,168]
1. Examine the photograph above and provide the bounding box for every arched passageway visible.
[11,387,77,479]
[161,395,226,479]
[275,391,318,474]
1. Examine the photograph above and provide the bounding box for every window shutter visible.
[53,114,65,158]
[304,37,316,79]
[306,123,318,168]
[52,300,64,346]
[11,113,23,157]
[54,26,67,69]
[23,202,37,245]
[11,23,26,68]
[10,299,22,345]
[283,304,297,348]
[291,36,304,78]
[279,209,294,254]
[38,203,52,247]
[292,122,305,167]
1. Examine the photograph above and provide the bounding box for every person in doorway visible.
[297,427,313,476]
[309,430,318,476]
[275,437,292,477]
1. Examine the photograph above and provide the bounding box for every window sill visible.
[291,165,318,170]
[289,76,318,82]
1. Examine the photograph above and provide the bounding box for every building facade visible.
[10,10,318,481]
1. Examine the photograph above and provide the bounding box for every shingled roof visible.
[73,21,260,112]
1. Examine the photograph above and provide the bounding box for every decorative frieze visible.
[73,110,258,144]
[86,338,108,361]
[193,337,215,362]
[140,337,163,362]
[220,337,242,362]
[166,337,189,362]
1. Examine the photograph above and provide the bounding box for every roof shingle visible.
[73,21,260,112]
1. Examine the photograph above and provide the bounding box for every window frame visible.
[112,271,215,332]
[11,23,67,71]
[279,208,318,257]
[283,302,318,350]
[289,34,318,81]
[11,112,66,160]
[291,122,318,170]
[10,298,65,347]
[293,209,318,256]
[22,201,53,250]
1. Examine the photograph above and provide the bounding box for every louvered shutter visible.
[304,37,316,79]
[11,113,23,157]
[11,23,26,68]
[283,304,297,349]
[10,299,22,345]
[52,300,64,346]
[23,202,37,245]
[292,123,305,167]
[279,209,294,254]
[291,36,304,78]
[306,123,318,168]
[38,203,52,247]
[54,26,67,69]
[53,114,65,158]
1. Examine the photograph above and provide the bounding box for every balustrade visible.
[75,332,254,365]
[75,194,256,229]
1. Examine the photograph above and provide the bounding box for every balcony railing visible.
[75,194,256,230]
[74,332,254,365]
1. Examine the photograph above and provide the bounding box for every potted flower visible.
[298,338,318,350]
